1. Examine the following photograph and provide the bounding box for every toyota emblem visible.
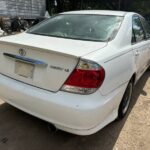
[19,48,26,56]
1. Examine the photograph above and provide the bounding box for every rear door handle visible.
[135,51,140,56]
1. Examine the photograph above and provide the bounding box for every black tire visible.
[118,80,133,120]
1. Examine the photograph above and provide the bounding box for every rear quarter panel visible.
[82,13,136,96]
[100,48,134,95]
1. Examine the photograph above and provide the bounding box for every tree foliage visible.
[46,0,150,17]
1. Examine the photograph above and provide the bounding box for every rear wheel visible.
[118,80,133,119]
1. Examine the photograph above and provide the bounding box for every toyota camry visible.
[0,10,149,135]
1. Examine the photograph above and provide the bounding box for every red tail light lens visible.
[61,59,105,94]
[64,69,104,88]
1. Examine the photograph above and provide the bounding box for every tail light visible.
[61,59,105,94]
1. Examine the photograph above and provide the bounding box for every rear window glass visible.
[27,14,123,42]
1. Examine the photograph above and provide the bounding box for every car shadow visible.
[0,71,149,150]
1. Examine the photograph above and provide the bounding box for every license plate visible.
[15,61,34,79]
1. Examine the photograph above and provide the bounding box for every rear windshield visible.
[27,14,123,42]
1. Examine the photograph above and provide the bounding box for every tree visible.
[46,0,149,16]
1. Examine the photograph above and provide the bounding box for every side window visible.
[140,17,150,39]
[132,15,145,43]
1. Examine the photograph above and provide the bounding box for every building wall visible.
[0,0,46,19]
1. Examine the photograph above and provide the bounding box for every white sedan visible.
[0,10,149,135]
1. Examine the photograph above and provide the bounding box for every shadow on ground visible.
[0,71,149,150]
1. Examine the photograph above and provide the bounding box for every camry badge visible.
[19,48,26,56]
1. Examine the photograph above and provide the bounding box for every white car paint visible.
[0,33,107,57]
[0,10,149,135]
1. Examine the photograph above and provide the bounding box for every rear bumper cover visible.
[0,74,127,135]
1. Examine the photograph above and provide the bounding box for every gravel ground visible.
[0,71,150,150]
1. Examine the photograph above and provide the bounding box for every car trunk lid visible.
[0,33,107,92]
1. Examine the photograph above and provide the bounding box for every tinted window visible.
[27,15,123,42]
[132,15,145,43]
[140,17,150,39]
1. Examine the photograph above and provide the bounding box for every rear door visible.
[140,17,150,66]
[132,15,149,80]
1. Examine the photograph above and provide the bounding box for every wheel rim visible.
[122,83,133,115]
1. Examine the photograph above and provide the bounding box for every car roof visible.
[61,10,128,17]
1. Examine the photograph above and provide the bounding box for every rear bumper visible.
[0,74,127,135]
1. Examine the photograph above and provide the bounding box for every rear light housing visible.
[61,59,105,94]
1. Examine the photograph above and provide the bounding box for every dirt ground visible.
[0,71,150,150]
